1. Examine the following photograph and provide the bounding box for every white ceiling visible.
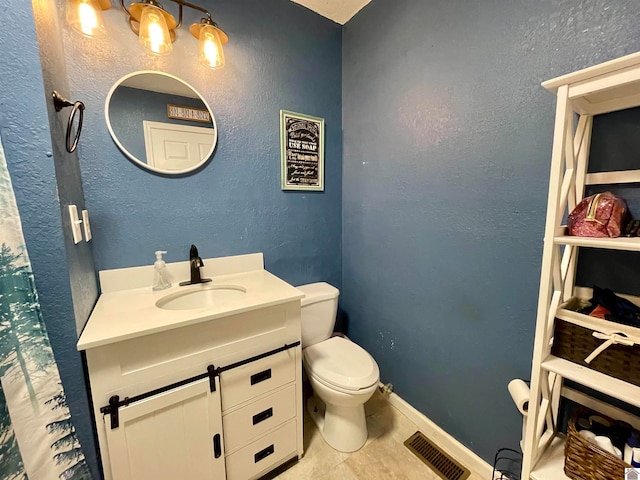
[122,73,199,98]
[291,0,371,25]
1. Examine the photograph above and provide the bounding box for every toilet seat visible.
[303,336,379,391]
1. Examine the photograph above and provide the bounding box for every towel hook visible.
[52,91,85,153]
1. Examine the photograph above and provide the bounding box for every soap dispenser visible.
[152,251,172,291]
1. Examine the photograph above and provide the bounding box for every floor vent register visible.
[404,431,471,480]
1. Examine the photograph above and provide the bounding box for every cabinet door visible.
[105,378,224,480]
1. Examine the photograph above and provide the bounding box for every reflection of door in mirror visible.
[105,71,217,175]
[109,85,215,164]
[143,121,216,171]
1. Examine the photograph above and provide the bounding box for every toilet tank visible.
[297,282,339,347]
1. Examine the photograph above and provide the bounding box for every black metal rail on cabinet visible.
[99,341,300,429]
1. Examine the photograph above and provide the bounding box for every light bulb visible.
[66,0,106,38]
[139,5,172,55]
[198,24,225,69]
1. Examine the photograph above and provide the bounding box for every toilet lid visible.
[303,337,379,391]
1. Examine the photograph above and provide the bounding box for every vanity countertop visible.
[77,254,304,350]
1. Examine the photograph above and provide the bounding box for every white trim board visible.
[384,388,494,479]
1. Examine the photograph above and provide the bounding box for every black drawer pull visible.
[213,433,221,458]
[250,368,272,385]
[254,444,274,463]
[252,407,273,425]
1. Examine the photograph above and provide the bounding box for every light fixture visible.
[66,0,110,38]
[123,0,228,67]
[137,3,173,55]
[190,18,227,69]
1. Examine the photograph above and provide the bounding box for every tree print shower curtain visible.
[0,138,91,479]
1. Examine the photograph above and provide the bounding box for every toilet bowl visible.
[303,336,379,452]
[298,283,380,453]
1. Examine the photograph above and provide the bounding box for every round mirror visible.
[105,71,217,174]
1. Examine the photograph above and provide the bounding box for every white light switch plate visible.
[68,205,83,244]
[82,209,92,242]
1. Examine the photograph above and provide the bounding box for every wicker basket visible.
[551,319,640,387]
[564,410,631,480]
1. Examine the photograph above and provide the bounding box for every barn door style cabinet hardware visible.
[98,342,300,430]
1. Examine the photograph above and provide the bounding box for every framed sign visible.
[280,110,324,191]
[167,104,211,123]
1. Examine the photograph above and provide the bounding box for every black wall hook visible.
[52,90,85,153]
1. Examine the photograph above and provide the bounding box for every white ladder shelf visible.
[523,51,640,479]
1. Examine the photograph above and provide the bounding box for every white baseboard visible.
[384,388,494,479]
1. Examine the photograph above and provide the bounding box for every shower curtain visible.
[0,138,91,479]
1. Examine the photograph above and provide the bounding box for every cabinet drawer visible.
[224,420,297,480]
[220,349,295,411]
[223,384,296,453]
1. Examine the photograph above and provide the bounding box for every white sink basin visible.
[156,285,247,310]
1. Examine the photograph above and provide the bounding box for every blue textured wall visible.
[3,0,340,477]
[63,0,343,290]
[32,0,99,338]
[0,1,99,477]
[342,0,640,462]
[12,0,640,474]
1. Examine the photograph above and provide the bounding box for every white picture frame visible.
[280,110,325,191]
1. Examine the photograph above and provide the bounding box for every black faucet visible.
[179,244,212,286]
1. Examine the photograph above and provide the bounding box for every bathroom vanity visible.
[77,253,304,480]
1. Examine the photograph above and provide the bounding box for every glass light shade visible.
[138,5,172,55]
[198,24,225,69]
[66,0,106,38]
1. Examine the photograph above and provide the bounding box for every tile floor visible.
[274,390,487,480]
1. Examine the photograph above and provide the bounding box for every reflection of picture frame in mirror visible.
[280,110,324,191]
[105,70,217,175]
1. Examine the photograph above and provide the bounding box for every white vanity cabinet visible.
[77,254,305,480]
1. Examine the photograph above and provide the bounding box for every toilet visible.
[298,282,380,453]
